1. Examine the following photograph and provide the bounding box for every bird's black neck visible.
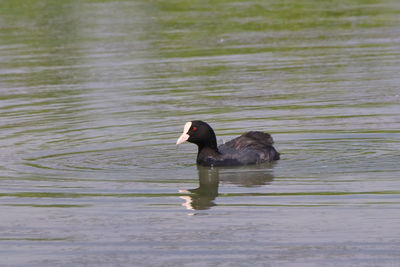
[197,140,219,156]
[197,130,218,154]
[196,136,220,163]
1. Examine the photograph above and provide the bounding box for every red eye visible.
[192,127,197,131]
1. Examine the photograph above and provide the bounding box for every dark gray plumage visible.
[177,121,280,166]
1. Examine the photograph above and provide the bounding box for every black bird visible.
[176,120,280,166]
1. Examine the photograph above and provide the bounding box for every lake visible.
[1,0,400,266]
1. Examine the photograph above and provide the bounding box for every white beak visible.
[176,121,192,145]
[176,133,189,145]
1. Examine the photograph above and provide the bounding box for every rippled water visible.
[1,0,400,266]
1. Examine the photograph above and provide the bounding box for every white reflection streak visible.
[179,189,195,210]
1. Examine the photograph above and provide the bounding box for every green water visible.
[1,0,400,266]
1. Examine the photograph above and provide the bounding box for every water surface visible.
[1,0,400,266]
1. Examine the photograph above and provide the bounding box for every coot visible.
[176,120,280,166]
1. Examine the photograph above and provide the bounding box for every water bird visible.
[176,121,280,166]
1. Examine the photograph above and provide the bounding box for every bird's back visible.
[218,131,280,165]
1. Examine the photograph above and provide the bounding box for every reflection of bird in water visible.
[180,165,275,210]
[218,165,274,187]
[180,167,219,210]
